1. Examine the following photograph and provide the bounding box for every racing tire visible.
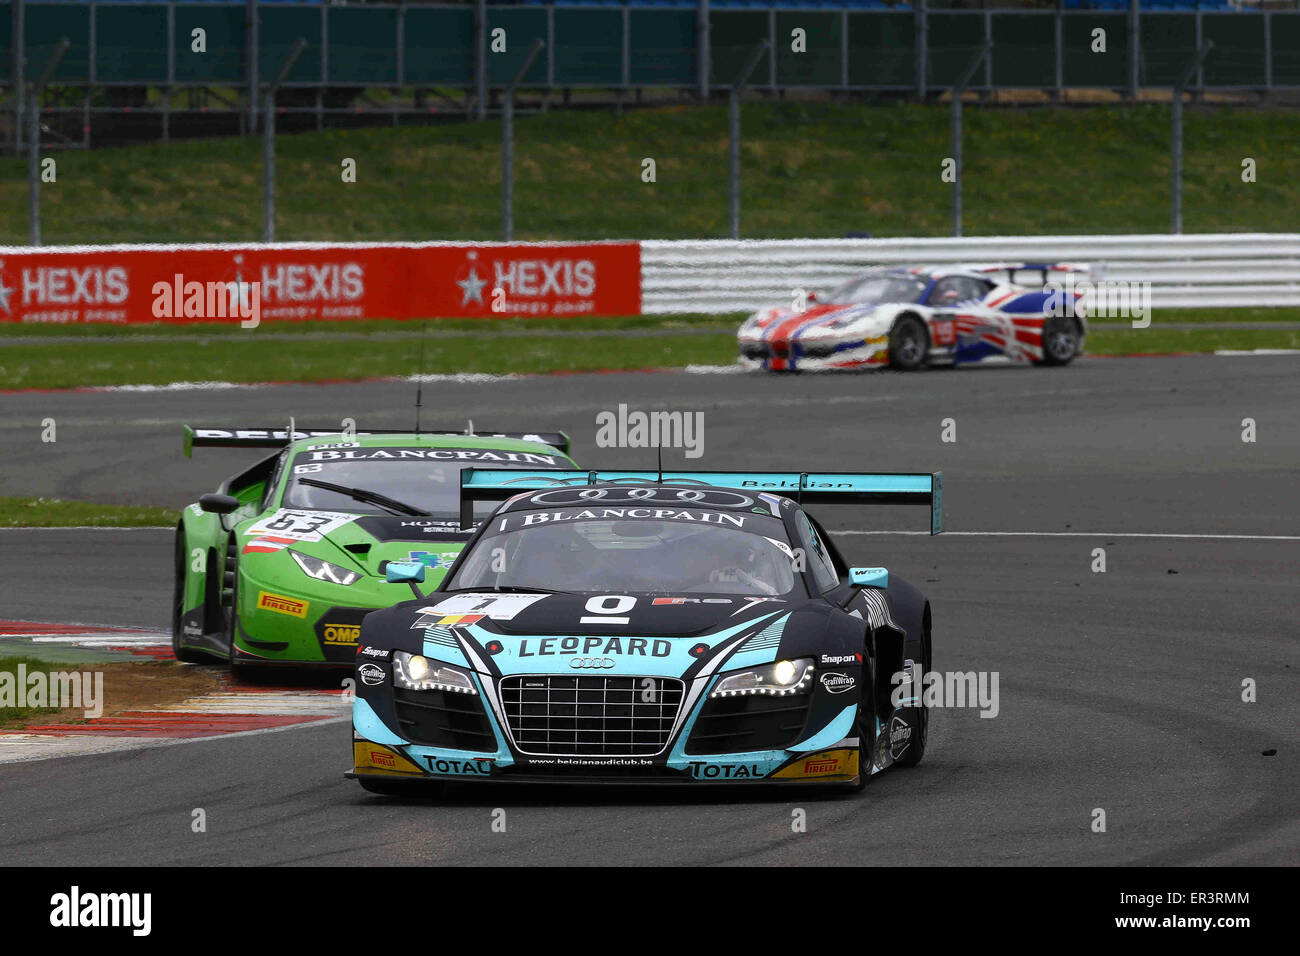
[893,610,931,769]
[888,315,929,371]
[1040,315,1082,367]
[172,527,209,664]
[358,777,446,798]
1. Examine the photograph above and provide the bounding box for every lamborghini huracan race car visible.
[737,262,1089,371]
[173,425,576,673]
[348,468,940,794]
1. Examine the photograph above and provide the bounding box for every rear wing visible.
[964,261,1097,286]
[460,469,942,534]
[183,425,570,458]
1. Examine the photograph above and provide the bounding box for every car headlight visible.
[289,550,360,586]
[710,658,814,698]
[393,651,478,695]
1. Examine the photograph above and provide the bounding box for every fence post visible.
[1127,0,1139,101]
[11,0,24,154]
[1171,42,1213,235]
[475,0,488,121]
[698,0,710,101]
[502,39,545,242]
[729,39,769,240]
[247,0,259,135]
[263,38,307,243]
[915,0,928,100]
[28,37,69,247]
[951,43,989,239]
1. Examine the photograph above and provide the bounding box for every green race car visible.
[173,425,576,673]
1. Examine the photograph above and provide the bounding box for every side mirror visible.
[849,567,888,589]
[198,493,239,515]
[385,561,426,584]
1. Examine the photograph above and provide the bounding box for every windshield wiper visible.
[297,477,430,518]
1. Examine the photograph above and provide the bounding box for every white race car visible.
[738,263,1089,372]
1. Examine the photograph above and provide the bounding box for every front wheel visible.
[888,316,929,371]
[894,616,931,768]
[1040,315,1082,366]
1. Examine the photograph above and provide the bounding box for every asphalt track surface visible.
[0,354,1297,865]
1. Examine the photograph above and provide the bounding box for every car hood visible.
[743,301,890,339]
[238,511,474,585]
[413,590,796,638]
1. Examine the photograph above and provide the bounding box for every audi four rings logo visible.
[569,657,616,669]
[529,487,754,508]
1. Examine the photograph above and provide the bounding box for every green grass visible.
[0,497,175,527]
[0,314,739,339]
[0,656,68,725]
[1,313,1295,390]
[2,102,1297,242]
[0,325,738,389]
[1088,326,1300,354]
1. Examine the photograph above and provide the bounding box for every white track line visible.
[0,526,172,531]
[832,530,1300,540]
[0,716,349,766]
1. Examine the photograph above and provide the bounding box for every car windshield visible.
[449,514,801,597]
[282,449,567,519]
[827,273,927,304]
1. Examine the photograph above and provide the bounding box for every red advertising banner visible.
[0,242,641,325]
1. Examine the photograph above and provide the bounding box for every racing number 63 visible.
[580,595,635,625]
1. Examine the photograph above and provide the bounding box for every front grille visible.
[685,692,813,755]
[394,687,496,752]
[499,675,684,756]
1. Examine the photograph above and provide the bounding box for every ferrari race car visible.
[348,468,940,794]
[738,262,1089,371]
[173,425,577,672]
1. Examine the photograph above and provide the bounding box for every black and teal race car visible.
[348,468,940,794]
[173,425,576,673]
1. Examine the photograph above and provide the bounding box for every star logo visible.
[457,267,487,306]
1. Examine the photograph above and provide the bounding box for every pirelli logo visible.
[257,591,309,618]
[803,756,841,775]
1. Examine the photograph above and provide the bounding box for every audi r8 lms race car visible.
[347,468,940,794]
[737,262,1089,372]
[173,425,577,672]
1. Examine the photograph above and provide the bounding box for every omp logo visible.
[322,624,360,645]
[569,657,615,669]
[257,591,308,618]
[49,886,151,936]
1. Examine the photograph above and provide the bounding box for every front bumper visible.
[350,673,865,787]
[738,333,888,372]
[348,740,861,787]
